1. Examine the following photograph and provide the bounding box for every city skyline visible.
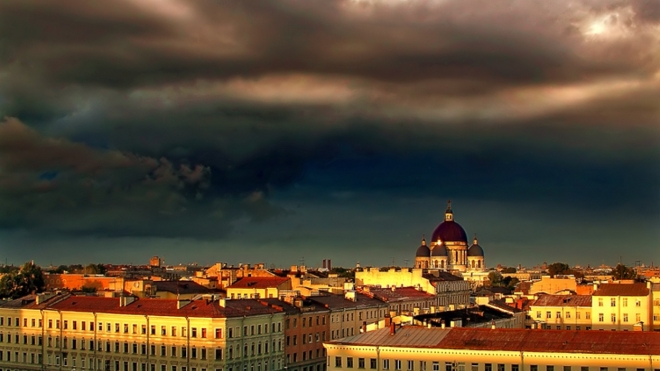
[0,0,658,267]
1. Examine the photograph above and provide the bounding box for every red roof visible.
[363,287,434,302]
[50,296,282,318]
[227,277,290,289]
[438,327,660,355]
[593,283,649,297]
[332,326,660,356]
[530,295,592,307]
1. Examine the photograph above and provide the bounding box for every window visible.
[171,327,177,337]
[536,311,541,319]
[623,298,628,307]
[216,348,223,360]
[408,361,414,371]
[192,328,197,338]
[485,364,492,371]
[598,313,604,322]
[371,359,378,369]
[202,328,207,338]
[383,360,390,370]
[546,311,551,319]
[586,312,590,320]
[547,367,554,371]
[215,328,222,338]
[611,314,616,322]
[336,357,342,368]
[359,358,365,369]
[611,298,616,307]
[394,360,401,371]
[566,312,571,319]
[348,357,354,368]
[556,312,561,318]
[623,313,629,322]
[512,366,519,371]
[531,367,538,371]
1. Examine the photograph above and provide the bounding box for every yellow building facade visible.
[324,326,660,371]
[0,294,286,371]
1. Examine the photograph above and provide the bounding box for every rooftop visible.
[227,276,290,289]
[593,283,649,297]
[329,326,660,355]
[530,295,592,307]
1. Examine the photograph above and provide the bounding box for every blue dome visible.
[431,243,448,256]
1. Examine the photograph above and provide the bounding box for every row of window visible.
[0,351,282,371]
[596,298,642,307]
[0,338,283,359]
[286,332,325,346]
[596,312,642,323]
[536,311,590,320]
[332,357,659,371]
[0,317,282,339]
[286,348,326,364]
[286,315,327,329]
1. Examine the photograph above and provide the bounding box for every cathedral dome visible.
[431,200,468,243]
[467,235,484,256]
[431,243,448,256]
[415,238,430,257]
[431,222,468,243]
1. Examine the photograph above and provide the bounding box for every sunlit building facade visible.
[324,326,660,371]
[0,293,286,371]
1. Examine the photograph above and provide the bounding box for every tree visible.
[84,263,107,275]
[487,271,502,286]
[501,267,517,274]
[0,262,46,299]
[547,262,570,277]
[611,264,636,280]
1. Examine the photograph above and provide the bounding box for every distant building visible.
[414,200,485,272]
[592,282,653,331]
[529,295,593,330]
[226,276,292,300]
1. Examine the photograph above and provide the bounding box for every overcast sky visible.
[0,0,658,269]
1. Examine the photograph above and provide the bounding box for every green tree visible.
[547,262,570,277]
[0,262,46,299]
[611,264,636,280]
[84,263,107,275]
[501,267,517,274]
[488,271,502,286]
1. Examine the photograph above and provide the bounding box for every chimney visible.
[389,320,396,335]
[323,260,327,269]
[441,321,445,329]
[327,259,332,271]
[384,315,392,328]
[362,321,367,333]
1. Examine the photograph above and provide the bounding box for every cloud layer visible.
[0,0,658,264]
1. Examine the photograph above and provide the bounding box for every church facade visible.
[415,201,485,272]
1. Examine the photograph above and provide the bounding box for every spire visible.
[473,233,478,245]
[444,199,454,222]
[421,234,426,246]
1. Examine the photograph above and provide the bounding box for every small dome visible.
[431,243,448,256]
[468,236,484,256]
[415,244,430,257]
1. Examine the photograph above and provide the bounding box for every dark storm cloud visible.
[0,0,657,93]
[0,118,280,238]
[0,0,658,248]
